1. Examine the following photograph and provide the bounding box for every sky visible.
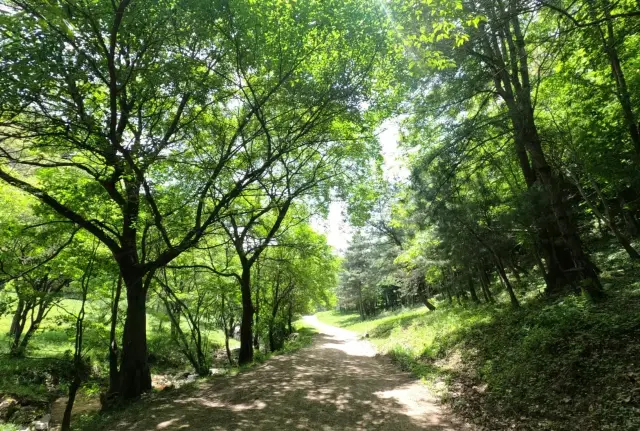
[312,118,408,254]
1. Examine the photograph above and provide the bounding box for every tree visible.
[0,0,390,397]
[390,0,606,298]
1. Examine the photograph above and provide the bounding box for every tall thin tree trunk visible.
[108,276,122,395]
[238,266,254,365]
[61,376,80,431]
[495,258,520,307]
[479,269,494,303]
[358,283,365,320]
[592,0,640,155]
[253,280,260,350]
[287,299,293,335]
[221,295,233,366]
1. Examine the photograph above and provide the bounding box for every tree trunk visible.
[417,277,437,310]
[593,0,640,155]
[61,376,80,431]
[169,302,180,341]
[17,322,39,354]
[268,323,275,353]
[618,194,640,237]
[8,298,24,336]
[221,295,233,366]
[444,284,453,304]
[12,300,47,356]
[253,281,260,350]
[483,5,600,298]
[287,299,293,335]
[9,308,27,355]
[238,266,254,365]
[495,259,520,307]
[358,284,365,320]
[511,12,602,299]
[571,171,640,260]
[479,270,494,303]
[468,275,480,303]
[507,261,522,283]
[108,276,122,395]
[118,273,152,399]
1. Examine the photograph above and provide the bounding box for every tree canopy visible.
[1,0,640,429]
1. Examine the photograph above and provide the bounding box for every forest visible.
[0,0,639,430]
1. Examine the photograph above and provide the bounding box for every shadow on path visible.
[111,318,467,430]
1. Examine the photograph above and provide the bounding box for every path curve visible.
[111,316,467,430]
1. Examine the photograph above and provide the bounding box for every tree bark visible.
[479,1,601,297]
[61,376,80,431]
[118,272,152,399]
[238,266,254,365]
[253,278,260,350]
[8,298,24,336]
[108,276,122,395]
[479,269,494,303]
[221,294,233,366]
[496,261,520,307]
[468,275,480,303]
[287,299,293,335]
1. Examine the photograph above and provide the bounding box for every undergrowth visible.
[318,280,640,430]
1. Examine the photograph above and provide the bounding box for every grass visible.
[0,298,234,407]
[317,277,640,430]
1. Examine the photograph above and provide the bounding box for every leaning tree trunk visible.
[570,170,640,260]
[238,266,254,365]
[496,262,520,308]
[61,376,80,431]
[9,307,27,355]
[118,272,152,399]
[8,298,24,336]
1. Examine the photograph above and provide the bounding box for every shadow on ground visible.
[107,331,464,431]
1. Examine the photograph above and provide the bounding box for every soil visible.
[105,316,470,430]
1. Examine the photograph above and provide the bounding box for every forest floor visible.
[86,316,470,431]
[317,277,640,430]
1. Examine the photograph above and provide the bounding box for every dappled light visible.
[108,322,466,431]
[1,0,640,429]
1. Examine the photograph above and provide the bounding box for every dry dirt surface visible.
[109,316,469,431]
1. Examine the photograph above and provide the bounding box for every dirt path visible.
[111,316,467,430]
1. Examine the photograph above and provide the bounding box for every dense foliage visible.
[337,0,640,315]
[1,0,640,429]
